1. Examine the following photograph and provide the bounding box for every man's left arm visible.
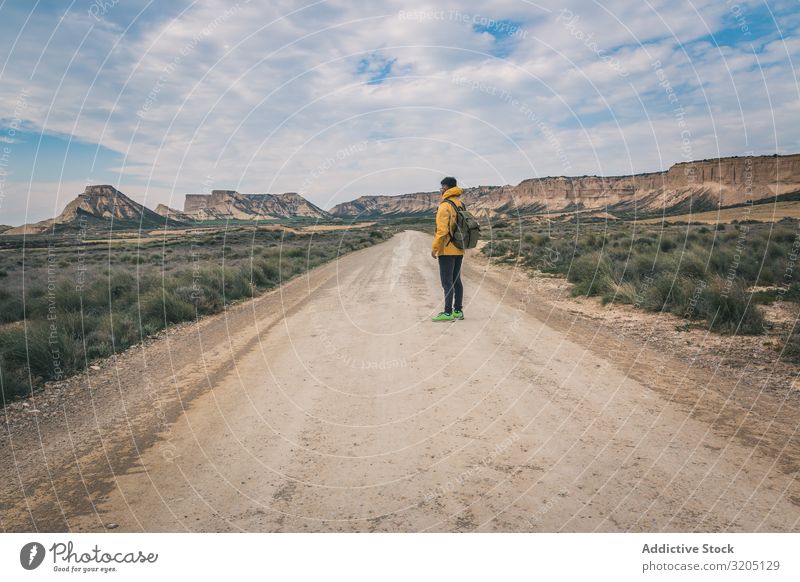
[431,203,450,257]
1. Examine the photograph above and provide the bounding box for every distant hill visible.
[183,190,330,220]
[3,185,179,235]
[2,186,332,235]
[329,186,504,219]
[6,154,800,234]
[328,154,800,219]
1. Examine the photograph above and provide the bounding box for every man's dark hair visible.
[440,176,457,189]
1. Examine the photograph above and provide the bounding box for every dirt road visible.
[1,230,798,532]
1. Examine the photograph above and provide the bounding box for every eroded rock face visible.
[183,190,329,220]
[53,185,163,224]
[154,204,194,222]
[82,185,120,197]
[4,154,800,234]
[329,154,800,217]
[329,186,508,218]
[3,185,169,235]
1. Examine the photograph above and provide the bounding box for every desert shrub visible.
[697,275,764,335]
[601,280,637,305]
[607,248,633,264]
[0,290,26,323]
[79,270,137,316]
[665,248,707,281]
[526,233,551,246]
[483,240,513,258]
[568,251,615,297]
[641,272,677,311]
[139,289,195,327]
[248,258,280,288]
[666,276,701,316]
[54,279,84,313]
[85,313,139,359]
[706,246,733,276]
[720,230,739,242]
[780,325,800,362]
[0,314,83,388]
[0,356,31,403]
[173,285,199,308]
[659,237,678,252]
[625,252,657,282]
[106,269,137,299]
[284,247,305,258]
[771,228,796,244]
[767,241,787,263]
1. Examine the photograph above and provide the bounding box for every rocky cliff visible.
[58,185,166,224]
[329,154,800,218]
[5,155,799,234]
[3,185,174,235]
[183,190,329,220]
[330,186,508,218]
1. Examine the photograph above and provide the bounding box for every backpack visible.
[443,198,481,249]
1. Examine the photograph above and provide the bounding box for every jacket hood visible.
[442,186,463,199]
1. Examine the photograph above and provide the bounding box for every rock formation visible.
[3,185,174,235]
[330,186,505,218]
[4,154,799,234]
[329,154,800,218]
[154,204,195,222]
[183,190,329,220]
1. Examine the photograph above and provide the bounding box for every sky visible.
[0,0,798,226]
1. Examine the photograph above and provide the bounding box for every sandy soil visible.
[1,230,798,532]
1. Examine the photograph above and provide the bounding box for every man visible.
[430,176,465,322]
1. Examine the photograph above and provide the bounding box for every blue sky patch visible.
[473,18,525,58]
[356,53,398,85]
[701,2,783,48]
[0,124,125,185]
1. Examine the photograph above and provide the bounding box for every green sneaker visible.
[452,310,464,320]
[432,311,454,322]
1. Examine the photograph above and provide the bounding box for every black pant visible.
[438,254,463,313]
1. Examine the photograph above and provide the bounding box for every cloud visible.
[0,0,797,225]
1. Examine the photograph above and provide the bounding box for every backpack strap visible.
[442,198,462,246]
[443,198,461,212]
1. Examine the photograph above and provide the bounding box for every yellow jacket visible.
[432,186,465,256]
